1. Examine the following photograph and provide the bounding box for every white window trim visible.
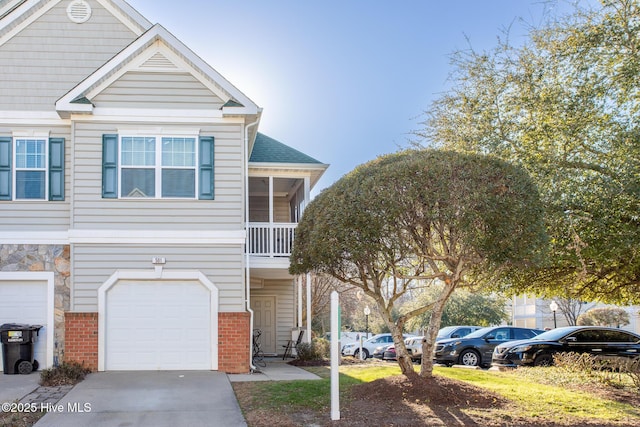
[12,136,49,201]
[118,134,199,199]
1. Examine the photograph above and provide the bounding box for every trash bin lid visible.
[0,323,43,332]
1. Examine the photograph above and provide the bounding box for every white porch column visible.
[303,176,310,214]
[269,176,274,257]
[297,276,303,328]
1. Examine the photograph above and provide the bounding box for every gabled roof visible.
[56,23,260,117]
[250,133,323,165]
[0,0,151,44]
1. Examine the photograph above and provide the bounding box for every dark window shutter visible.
[198,136,214,200]
[0,137,11,201]
[48,138,65,201]
[102,134,118,198]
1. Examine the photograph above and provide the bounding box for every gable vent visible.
[67,0,91,24]
[140,53,178,70]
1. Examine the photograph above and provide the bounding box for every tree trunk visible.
[420,280,456,377]
[391,327,416,377]
[379,304,416,377]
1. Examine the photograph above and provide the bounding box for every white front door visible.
[104,280,212,370]
[251,296,276,354]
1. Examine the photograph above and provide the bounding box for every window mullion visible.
[156,135,162,199]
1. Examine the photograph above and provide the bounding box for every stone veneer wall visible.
[0,244,70,365]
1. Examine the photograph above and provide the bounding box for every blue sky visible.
[127,0,585,193]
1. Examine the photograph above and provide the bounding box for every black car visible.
[492,326,640,367]
[433,326,545,367]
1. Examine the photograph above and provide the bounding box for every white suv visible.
[342,334,393,359]
[342,333,414,360]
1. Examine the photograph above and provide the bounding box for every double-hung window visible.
[102,134,214,200]
[0,136,64,201]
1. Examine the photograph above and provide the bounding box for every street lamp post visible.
[364,306,370,339]
[549,301,558,329]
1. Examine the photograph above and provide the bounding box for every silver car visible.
[406,326,482,362]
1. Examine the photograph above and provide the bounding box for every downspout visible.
[245,118,260,372]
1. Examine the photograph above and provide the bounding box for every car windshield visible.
[461,327,493,339]
[528,327,575,341]
[437,326,457,338]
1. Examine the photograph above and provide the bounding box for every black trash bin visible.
[0,323,43,375]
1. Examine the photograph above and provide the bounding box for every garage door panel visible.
[105,281,212,371]
[0,281,49,372]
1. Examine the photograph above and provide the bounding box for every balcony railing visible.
[248,223,296,257]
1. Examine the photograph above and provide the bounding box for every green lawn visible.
[234,363,640,425]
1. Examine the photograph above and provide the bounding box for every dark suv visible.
[433,326,544,367]
[492,326,640,367]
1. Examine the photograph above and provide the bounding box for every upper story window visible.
[102,134,214,200]
[15,139,46,199]
[0,136,65,201]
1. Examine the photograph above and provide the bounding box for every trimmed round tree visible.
[290,149,547,377]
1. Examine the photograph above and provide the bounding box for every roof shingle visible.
[250,133,323,164]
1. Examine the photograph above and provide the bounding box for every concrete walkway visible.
[228,357,322,382]
[0,373,39,403]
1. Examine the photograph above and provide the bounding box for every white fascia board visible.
[0,110,70,126]
[154,26,259,114]
[0,231,69,245]
[0,0,150,47]
[249,256,291,270]
[68,229,246,245]
[248,162,330,171]
[89,107,225,120]
[0,0,58,46]
[99,0,152,34]
[70,109,237,124]
[0,0,25,19]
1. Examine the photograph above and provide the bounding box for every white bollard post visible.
[330,291,340,420]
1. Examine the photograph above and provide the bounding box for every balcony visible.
[247,222,296,257]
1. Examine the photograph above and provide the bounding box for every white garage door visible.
[105,281,212,370]
[0,281,49,372]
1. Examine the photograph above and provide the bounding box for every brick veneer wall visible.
[64,312,98,371]
[218,312,250,373]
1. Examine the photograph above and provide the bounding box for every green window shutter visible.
[0,137,11,201]
[102,134,118,198]
[48,138,65,201]
[199,136,214,200]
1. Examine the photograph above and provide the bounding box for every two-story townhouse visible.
[0,0,327,374]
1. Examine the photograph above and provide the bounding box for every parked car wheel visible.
[533,353,553,367]
[459,349,480,367]
[354,348,369,360]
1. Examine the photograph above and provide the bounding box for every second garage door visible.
[105,280,212,370]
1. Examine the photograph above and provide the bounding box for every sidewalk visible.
[228,357,322,382]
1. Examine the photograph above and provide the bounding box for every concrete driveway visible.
[0,373,39,403]
[34,371,246,427]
